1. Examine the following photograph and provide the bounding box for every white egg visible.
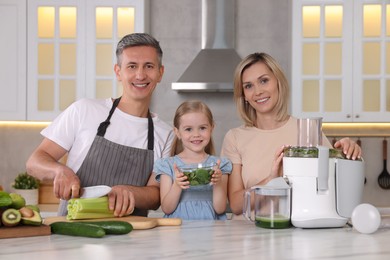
[351,203,381,234]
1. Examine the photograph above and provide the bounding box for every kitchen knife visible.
[80,185,112,198]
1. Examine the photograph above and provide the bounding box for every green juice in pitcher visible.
[255,215,291,229]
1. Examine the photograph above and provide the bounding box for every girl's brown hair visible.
[171,100,216,156]
[233,52,290,126]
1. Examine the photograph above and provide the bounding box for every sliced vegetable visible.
[21,210,42,226]
[81,221,133,234]
[19,206,34,218]
[67,196,115,220]
[2,208,22,227]
[50,222,106,238]
[26,204,40,213]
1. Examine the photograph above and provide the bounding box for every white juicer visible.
[282,118,365,228]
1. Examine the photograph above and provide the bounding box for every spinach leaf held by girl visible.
[153,100,232,220]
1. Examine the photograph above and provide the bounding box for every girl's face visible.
[242,62,279,116]
[174,112,213,154]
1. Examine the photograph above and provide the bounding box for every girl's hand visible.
[211,160,222,185]
[173,163,190,190]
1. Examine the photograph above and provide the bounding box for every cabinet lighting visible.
[0,121,50,128]
[323,123,390,137]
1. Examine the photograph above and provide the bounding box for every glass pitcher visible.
[243,185,291,229]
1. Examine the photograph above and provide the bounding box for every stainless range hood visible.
[171,0,241,92]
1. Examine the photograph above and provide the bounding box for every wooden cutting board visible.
[0,225,51,239]
[43,216,182,230]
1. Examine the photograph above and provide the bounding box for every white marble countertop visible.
[0,220,389,260]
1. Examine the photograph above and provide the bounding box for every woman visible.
[221,52,362,216]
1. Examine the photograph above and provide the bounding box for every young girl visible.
[153,100,232,220]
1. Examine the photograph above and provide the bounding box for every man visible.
[26,33,174,217]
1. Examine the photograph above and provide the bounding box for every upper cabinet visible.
[0,0,26,120]
[292,0,390,122]
[0,0,148,121]
[27,0,149,121]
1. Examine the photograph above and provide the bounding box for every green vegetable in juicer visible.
[283,147,348,159]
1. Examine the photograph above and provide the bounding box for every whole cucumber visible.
[81,221,133,235]
[50,222,106,238]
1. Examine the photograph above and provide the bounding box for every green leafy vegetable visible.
[181,166,214,186]
[284,147,347,159]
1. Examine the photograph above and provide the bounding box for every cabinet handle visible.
[346,114,351,118]
[355,114,360,118]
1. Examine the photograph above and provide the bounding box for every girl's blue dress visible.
[154,155,232,220]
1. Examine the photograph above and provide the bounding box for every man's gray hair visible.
[116,33,163,67]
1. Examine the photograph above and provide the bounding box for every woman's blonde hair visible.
[171,100,216,156]
[233,52,290,127]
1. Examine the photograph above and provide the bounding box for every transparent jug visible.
[297,117,323,147]
[243,184,291,229]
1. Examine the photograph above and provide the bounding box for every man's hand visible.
[53,166,80,200]
[108,185,135,217]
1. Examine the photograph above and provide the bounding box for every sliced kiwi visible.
[2,208,22,227]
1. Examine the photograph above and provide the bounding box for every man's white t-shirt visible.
[41,98,174,174]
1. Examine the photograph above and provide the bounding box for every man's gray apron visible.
[58,97,154,216]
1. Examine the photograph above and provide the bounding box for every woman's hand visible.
[173,163,190,189]
[259,145,287,185]
[334,137,362,160]
[270,145,286,179]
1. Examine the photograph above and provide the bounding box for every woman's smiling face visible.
[242,61,279,116]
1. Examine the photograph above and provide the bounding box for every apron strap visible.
[147,111,154,151]
[97,97,121,137]
[97,97,154,151]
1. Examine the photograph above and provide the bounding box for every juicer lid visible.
[252,177,291,196]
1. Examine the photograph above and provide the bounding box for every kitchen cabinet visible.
[0,0,26,120]
[0,0,148,121]
[27,0,149,121]
[292,0,390,122]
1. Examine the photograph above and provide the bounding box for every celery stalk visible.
[67,196,115,220]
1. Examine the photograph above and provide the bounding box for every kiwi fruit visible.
[2,208,22,227]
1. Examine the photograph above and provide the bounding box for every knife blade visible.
[80,185,112,198]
